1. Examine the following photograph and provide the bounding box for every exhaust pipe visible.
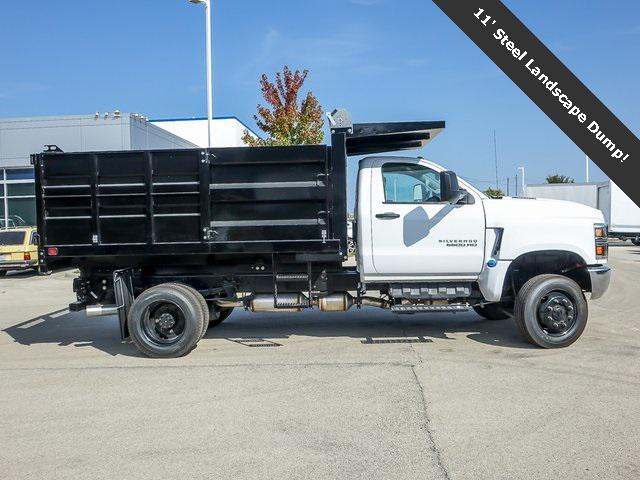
[211,293,390,313]
[86,305,119,318]
[211,299,245,308]
[360,296,389,309]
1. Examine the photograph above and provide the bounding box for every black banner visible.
[432,0,640,207]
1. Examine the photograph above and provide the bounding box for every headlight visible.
[594,223,608,260]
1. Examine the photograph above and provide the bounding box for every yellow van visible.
[0,227,39,276]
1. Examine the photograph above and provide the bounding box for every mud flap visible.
[113,269,135,340]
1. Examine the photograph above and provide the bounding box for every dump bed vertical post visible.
[90,154,100,245]
[199,150,212,243]
[330,131,348,259]
[144,151,155,245]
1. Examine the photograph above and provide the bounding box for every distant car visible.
[0,227,40,276]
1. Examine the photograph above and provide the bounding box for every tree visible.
[242,66,324,147]
[484,187,505,198]
[546,174,574,184]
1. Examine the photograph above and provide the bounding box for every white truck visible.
[525,181,640,244]
[35,110,611,358]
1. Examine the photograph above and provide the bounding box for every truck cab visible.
[355,153,610,341]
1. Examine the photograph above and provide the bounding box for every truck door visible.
[370,158,485,278]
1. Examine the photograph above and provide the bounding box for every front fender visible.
[478,247,591,302]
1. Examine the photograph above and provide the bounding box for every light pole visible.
[518,166,525,195]
[585,154,590,183]
[189,0,213,148]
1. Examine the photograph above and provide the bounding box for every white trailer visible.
[524,181,640,244]
[598,183,640,243]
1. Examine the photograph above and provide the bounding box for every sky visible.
[1,0,638,205]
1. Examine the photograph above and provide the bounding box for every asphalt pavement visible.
[0,244,638,479]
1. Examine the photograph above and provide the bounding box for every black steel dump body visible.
[32,114,444,270]
[34,144,346,261]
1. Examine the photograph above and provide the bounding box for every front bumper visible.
[587,265,611,300]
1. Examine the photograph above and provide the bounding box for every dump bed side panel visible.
[38,150,203,248]
[35,145,345,261]
[208,145,331,243]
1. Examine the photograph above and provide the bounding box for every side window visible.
[382,163,441,203]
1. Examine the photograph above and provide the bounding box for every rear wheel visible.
[632,239,640,246]
[209,306,233,328]
[473,303,511,320]
[162,283,209,339]
[514,274,587,348]
[0,271,6,277]
[127,284,205,358]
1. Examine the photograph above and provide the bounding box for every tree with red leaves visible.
[242,66,324,146]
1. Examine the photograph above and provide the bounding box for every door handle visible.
[376,212,400,219]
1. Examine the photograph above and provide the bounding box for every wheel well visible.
[502,251,590,300]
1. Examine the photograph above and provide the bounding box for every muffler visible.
[317,293,355,311]
[251,293,308,312]
[317,293,388,311]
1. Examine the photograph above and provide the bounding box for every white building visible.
[151,116,258,148]
[0,112,257,227]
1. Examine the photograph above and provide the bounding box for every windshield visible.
[0,231,26,245]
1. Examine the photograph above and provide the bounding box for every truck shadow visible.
[208,308,534,350]
[3,309,142,357]
[3,307,534,357]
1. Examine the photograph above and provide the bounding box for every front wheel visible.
[632,239,640,246]
[514,274,588,348]
[0,271,6,277]
[127,284,205,358]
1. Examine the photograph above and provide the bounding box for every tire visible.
[514,274,588,349]
[473,303,511,320]
[0,271,6,277]
[127,284,205,358]
[632,239,640,246]
[209,306,233,328]
[161,283,210,340]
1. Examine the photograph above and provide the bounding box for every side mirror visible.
[440,171,464,204]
